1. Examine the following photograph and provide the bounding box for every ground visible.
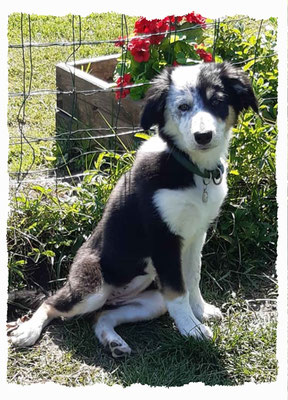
[7,295,277,387]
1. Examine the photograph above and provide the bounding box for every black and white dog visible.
[8,62,257,357]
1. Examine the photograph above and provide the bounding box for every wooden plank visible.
[72,54,120,80]
[56,55,144,132]
[55,54,145,172]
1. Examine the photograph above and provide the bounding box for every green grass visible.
[7,298,277,386]
[8,12,137,174]
[7,12,278,387]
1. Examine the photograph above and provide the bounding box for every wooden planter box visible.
[56,54,144,173]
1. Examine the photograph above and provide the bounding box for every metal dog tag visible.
[202,187,208,203]
[202,176,211,203]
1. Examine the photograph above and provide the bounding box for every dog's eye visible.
[178,104,191,112]
[210,98,221,107]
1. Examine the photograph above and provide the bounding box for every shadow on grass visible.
[45,314,235,387]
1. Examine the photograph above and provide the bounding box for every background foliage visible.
[8,14,278,297]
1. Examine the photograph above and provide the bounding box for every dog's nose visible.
[194,131,213,145]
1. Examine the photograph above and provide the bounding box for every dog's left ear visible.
[221,62,258,114]
[140,67,173,130]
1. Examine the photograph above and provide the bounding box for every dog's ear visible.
[221,62,258,114]
[140,67,173,130]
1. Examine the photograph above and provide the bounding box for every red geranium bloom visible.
[162,15,182,26]
[195,47,213,62]
[114,36,127,47]
[134,18,164,45]
[116,73,132,85]
[176,15,184,23]
[134,17,151,34]
[156,17,176,39]
[149,19,165,44]
[134,16,179,46]
[185,12,206,28]
[128,38,150,62]
[115,73,132,100]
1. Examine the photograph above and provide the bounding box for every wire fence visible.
[7,12,278,293]
[8,13,277,190]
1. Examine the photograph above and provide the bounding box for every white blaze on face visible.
[189,109,217,135]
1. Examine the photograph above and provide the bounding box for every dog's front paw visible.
[189,323,213,340]
[201,303,223,322]
[193,302,223,323]
[166,293,214,341]
[178,320,213,340]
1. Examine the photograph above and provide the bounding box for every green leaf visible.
[180,22,203,41]
[174,41,194,57]
[134,133,151,140]
[152,61,161,73]
[14,194,27,203]
[219,235,233,244]
[243,59,255,71]
[176,57,187,65]
[32,185,46,193]
[129,78,148,100]
[44,155,57,161]
[175,50,187,64]
[42,250,56,257]
[214,55,223,63]
[15,259,26,266]
[94,152,106,170]
[27,222,38,231]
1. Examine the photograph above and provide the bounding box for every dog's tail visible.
[7,288,51,321]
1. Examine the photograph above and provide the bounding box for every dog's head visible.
[141,62,257,161]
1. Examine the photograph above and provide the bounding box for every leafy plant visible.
[199,17,278,294]
[7,151,134,289]
[7,15,278,301]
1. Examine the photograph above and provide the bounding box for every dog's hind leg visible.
[8,249,112,347]
[7,301,56,347]
[8,283,112,347]
[93,290,167,358]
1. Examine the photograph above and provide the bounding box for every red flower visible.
[128,38,150,62]
[134,16,180,46]
[150,19,166,45]
[134,17,151,35]
[162,15,183,26]
[117,73,132,85]
[185,12,206,28]
[195,47,213,62]
[114,36,127,47]
[115,73,132,100]
[172,60,180,66]
[176,16,184,23]
[134,18,162,45]
[158,17,174,31]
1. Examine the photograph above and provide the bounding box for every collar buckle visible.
[212,166,223,185]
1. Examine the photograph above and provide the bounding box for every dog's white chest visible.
[153,175,227,240]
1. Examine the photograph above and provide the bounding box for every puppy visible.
[8,62,257,357]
